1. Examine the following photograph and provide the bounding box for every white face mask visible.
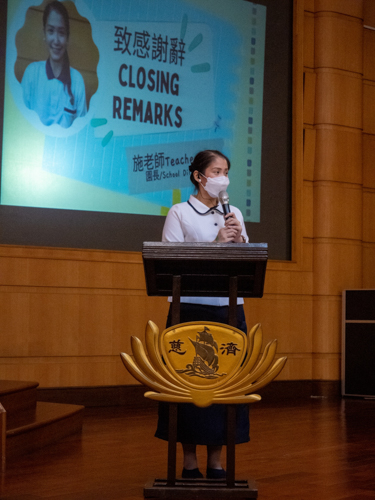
[200,174,230,198]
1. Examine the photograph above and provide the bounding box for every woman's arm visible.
[162,206,185,242]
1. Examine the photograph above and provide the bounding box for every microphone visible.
[219,191,231,218]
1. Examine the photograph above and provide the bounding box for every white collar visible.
[187,194,224,216]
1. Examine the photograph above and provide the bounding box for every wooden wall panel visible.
[304,12,315,69]
[0,292,30,357]
[360,2,375,292]
[0,289,169,358]
[362,243,375,287]
[303,127,316,181]
[315,70,362,128]
[111,295,170,352]
[314,126,362,183]
[301,239,314,272]
[363,191,375,243]
[302,181,314,239]
[310,0,375,382]
[263,266,313,296]
[244,295,313,354]
[312,354,340,380]
[363,134,375,189]
[0,292,169,387]
[0,355,133,387]
[313,240,363,295]
[364,0,375,26]
[315,13,363,73]
[304,0,315,14]
[0,245,170,387]
[0,247,146,289]
[364,29,375,81]
[304,71,316,125]
[312,296,342,352]
[28,293,82,356]
[273,356,312,381]
[314,0,363,18]
[313,182,362,240]
[363,82,375,134]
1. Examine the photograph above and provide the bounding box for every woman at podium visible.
[155,149,250,480]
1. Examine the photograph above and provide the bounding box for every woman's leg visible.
[206,445,226,479]
[181,443,204,478]
[182,443,198,469]
[206,445,223,469]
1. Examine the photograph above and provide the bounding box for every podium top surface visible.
[143,241,267,259]
[142,242,268,298]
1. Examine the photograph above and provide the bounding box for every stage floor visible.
[2,397,375,499]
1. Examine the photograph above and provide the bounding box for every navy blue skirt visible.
[155,303,250,445]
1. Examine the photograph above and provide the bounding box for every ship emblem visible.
[176,326,224,379]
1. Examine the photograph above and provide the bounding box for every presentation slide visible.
[1,0,266,222]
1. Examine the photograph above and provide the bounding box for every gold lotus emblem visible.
[120,321,287,408]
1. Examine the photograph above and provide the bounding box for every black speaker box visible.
[342,290,375,397]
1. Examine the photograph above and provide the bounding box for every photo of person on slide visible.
[21,0,87,128]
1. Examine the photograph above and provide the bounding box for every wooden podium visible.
[142,242,268,499]
[143,242,267,326]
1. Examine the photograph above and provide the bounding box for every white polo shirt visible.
[22,59,87,128]
[162,194,249,306]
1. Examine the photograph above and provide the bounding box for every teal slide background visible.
[2,0,266,222]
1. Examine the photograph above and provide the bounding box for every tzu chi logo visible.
[167,326,241,380]
[121,320,287,408]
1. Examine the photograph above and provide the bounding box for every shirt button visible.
[214,223,218,226]
[211,211,214,214]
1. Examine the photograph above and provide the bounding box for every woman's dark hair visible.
[188,150,231,190]
[43,1,70,37]
[43,1,74,105]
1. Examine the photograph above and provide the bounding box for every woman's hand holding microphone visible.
[216,213,244,243]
